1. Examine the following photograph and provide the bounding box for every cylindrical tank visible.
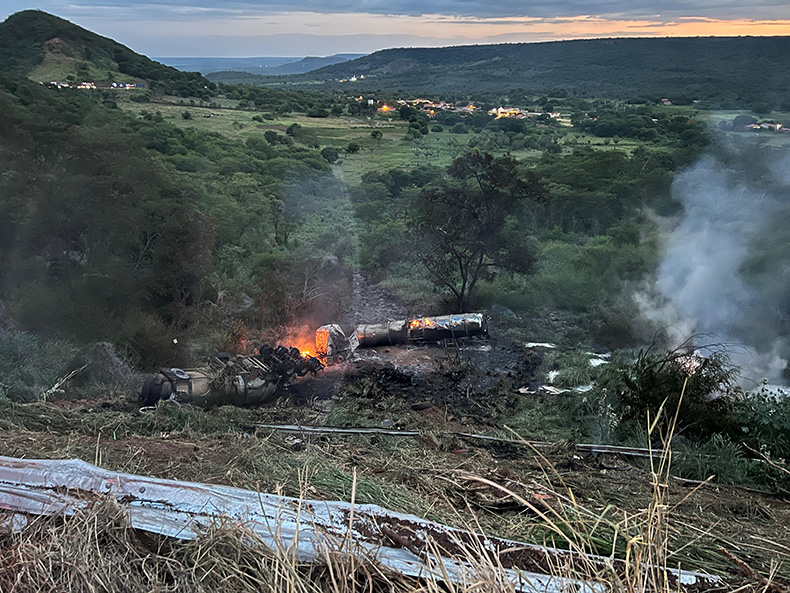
[355,313,487,347]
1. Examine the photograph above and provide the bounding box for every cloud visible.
[2,0,790,55]
[10,0,790,21]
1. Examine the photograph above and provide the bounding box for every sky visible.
[3,0,790,56]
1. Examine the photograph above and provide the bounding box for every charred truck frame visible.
[140,347,324,408]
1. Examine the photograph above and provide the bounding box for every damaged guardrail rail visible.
[0,456,721,592]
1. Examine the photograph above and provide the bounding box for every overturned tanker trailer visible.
[140,346,324,408]
[355,313,487,348]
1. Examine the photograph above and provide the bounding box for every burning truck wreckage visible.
[139,313,489,408]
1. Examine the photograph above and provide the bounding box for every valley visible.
[1,9,790,592]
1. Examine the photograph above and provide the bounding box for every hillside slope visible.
[214,36,790,105]
[0,10,213,95]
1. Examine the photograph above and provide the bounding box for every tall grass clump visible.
[0,330,80,402]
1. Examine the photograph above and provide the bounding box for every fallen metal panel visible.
[0,456,597,592]
[0,456,718,591]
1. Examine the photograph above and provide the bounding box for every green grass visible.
[504,395,590,442]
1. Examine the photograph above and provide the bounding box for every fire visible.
[301,350,311,358]
[381,105,390,112]
[409,317,438,330]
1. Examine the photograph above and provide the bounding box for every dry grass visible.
[0,388,787,592]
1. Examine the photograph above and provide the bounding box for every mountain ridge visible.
[206,36,790,105]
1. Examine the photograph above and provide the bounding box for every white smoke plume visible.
[636,140,790,386]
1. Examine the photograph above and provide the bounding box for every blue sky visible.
[3,0,789,56]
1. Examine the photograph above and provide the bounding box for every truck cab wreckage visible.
[140,346,324,408]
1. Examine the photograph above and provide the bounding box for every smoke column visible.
[637,139,790,386]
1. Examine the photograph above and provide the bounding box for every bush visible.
[733,386,790,459]
[673,434,755,485]
[598,346,738,441]
[321,146,340,163]
[129,92,150,103]
[0,331,80,402]
[346,142,361,153]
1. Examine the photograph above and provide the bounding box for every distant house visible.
[661,98,672,106]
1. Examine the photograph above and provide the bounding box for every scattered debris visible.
[540,385,569,395]
[525,342,557,349]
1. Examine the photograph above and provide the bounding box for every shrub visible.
[598,346,738,441]
[733,386,790,459]
[673,433,755,485]
[321,146,340,163]
[0,331,80,402]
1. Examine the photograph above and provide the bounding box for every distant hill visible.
[180,54,366,79]
[217,37,790,105]
[248,54,365,76]
[0,10,213,95]
[154,56,302,74]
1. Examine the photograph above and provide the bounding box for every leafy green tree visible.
[411,151,546,311]
[346,141,361,153]
[321,146,339,163]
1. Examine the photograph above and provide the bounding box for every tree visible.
[321,146,339,163]
[370,129,383,145]
[411,151,546,312]
[346,141,361,153]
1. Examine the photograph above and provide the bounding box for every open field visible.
[119,97,681,185]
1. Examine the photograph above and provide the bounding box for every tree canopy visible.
[411,151,546,311]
